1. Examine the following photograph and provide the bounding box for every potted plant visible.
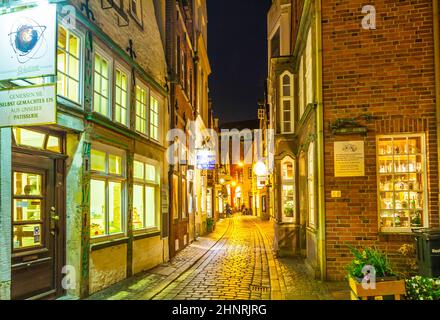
[206,218,215,233]
[346,246,406,300]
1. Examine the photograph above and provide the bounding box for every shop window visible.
[115,68,129,126]
[150,95,160,141]
[13,128,62,153]
[93,51,111,117]
[133,158,159,231]
[172,175,179,220]
[181,176,187,219]
[90,144,126,238]
[57,25,82,104]
[135,82,148,135]
[377,134,428,232]
[308,143,316,227]
[281,157,295,222]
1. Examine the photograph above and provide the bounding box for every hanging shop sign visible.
[0,4,57,81]
[257,176,267,189]
[0,84,56,127]
[334,141,365,177]
[196,149,216,170]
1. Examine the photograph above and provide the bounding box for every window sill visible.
[378,229,417,236]
[90,236,129,251]
[134,230,161,241]
[57,96,83,109]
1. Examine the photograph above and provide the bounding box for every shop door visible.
[11,153,64,300]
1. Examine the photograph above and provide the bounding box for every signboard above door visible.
[0,4,57,81]
[0,84,56,127]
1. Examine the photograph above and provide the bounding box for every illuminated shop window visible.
[13,128,62,153]
[57,25,81,104]
[90,144,126,238]
[377,134,428,232]
[115,68,129,127]
[281,157,295,222]
[135,82,148,135]
[133,158,159,231]
[308,142,316,227]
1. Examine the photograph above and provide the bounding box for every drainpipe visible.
[315,0,327,281]
[433,0,440,226]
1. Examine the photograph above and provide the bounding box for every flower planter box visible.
[349,276,406,300]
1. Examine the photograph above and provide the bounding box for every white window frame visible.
[308,142,316,227]
[281,156,295,223]
[149,92,162,143]
[93,46,113,118]
[135,79,149,136]
[90,142,127,241]
[305,27,314,106]
[133,156,161,233]
[114,63,131,127]
[298,56,305,119]
[57,24,84,106]
[280,71,294,134]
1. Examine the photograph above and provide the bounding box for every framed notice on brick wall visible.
[334,141,365,177]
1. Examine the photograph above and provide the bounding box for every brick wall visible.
[69,0,167,85]
[321,0,438,280]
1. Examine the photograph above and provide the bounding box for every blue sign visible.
[196,150,216,170]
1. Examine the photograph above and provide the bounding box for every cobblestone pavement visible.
[88,215,349,300]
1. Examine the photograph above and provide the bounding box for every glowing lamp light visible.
[238,162,244,167]
[231,181,237,187]
[254,161,267,177]
[219,178,225,184]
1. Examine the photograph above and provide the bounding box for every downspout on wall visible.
[315,0,326,281]
[433,0,440,226]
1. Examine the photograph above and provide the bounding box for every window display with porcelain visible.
[377,135,427,232]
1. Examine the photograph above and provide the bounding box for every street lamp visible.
[254,161,267,177]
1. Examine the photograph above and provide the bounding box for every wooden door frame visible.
[11,147,66,300]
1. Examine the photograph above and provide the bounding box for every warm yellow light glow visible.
[254,161,267,177]
[238,162,244,167]
[219,178,225,184]
[231,181,237,187]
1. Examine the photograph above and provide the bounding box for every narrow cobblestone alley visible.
[88,216,349,301]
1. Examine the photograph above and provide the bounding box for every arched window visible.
[280,72,294,134]
[281,156,295,222]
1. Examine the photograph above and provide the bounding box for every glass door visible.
[11,154,59,300]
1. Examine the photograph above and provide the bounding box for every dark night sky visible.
[207,0,272,124]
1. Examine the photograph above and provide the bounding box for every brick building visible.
[267,0,440,280]
[165,0,212,257]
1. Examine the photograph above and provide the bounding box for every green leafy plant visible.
[346,246,395,279]
[405,276,440,300]
[206,218,215,231]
